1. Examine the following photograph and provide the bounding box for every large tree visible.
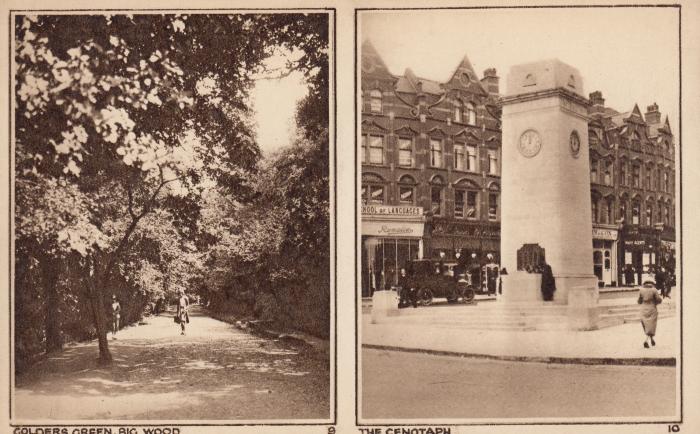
[14,13,329,364]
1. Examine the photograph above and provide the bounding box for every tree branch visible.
[127,184,137,220]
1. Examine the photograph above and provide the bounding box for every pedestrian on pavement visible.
[540,261,556,301]
[176,289,190,335]
[655,266,668,298]
[637,278,662,348]
[111,295,121,339]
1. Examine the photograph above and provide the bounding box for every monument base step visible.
[371,298,676,332]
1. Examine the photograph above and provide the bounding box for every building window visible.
[398,175,416,205]
[454,189,465,218]
[361,184,385,205]
[467,146,477,171]
[606,197,615,224]
[619,200,627,222]
[361,136,366,163]
[488,151,498,175]
[466,103,476,125]
[488,193,498,220]
[455,189,478,219]
[591,159,598,183]
[454,144,465,171]
[632,200,640,225]
[632,164,640,188]
[370,89,382,113]
[398,137,413,167]
[431,186,443,216]
[604,161,612,185]
[591,197,599,223]
[663,205,670,225]
[430,138,443,167]
[645,202,653,226]
[467,191,478,219]
[398,185,414,205]
[645,165,652,189]
[663,172,669,193]
[364,134,384,165]
[454,102,462,123]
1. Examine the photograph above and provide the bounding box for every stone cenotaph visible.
[500,59,599,330]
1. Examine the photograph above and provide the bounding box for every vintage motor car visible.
[398,259,476,306]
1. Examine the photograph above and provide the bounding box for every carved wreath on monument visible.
[517,244,545,273]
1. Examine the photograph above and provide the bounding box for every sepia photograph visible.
[10,10,333,424]
[357,5,680,423]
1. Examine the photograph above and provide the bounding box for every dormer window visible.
[370,89,382,113]
[466,103,476,125]
[454,102,463,123]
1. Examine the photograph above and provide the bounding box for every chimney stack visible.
[481,68,499,96]
[645,103,661,124]
[589,91,605,115]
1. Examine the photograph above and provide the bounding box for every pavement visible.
[14,306,330,421]
[362,296,679,366]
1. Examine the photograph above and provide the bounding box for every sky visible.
[361,7,679,135]
[250,51,309,156]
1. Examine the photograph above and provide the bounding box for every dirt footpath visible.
[14,307,330,421]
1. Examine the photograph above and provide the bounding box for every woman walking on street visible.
[176,289,190,335]
[638,278,662,348]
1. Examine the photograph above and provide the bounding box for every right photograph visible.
[357,6,680,423]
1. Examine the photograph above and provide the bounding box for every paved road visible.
[14,307,329,420]
[362,349,676,420]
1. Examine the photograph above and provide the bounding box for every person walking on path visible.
[638,278,663,348]
[111,295,121,339]
[176,289,190,335]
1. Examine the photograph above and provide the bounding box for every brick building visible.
[360,40,676,296]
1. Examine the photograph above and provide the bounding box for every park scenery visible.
[13,12,331,421]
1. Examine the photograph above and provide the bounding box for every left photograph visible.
[11,11,333,422]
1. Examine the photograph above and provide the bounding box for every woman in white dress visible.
[176,289,190,335]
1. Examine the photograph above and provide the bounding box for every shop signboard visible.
[592,227,618,240]
[362,220,424,237]
[361,204,423,217]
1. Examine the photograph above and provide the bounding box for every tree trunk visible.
[88,274,112,365]
[41,256,62,354]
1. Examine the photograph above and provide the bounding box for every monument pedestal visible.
[371,290,399,324]
[501,271,542,303]
[566,279,600,330]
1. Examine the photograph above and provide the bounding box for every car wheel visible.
[462,286,475,303]
[419,288,433,306]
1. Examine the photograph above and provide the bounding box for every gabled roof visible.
[609,111,631,127]
[395,68,444,95]
[361,39,392,78]
[445,54,488,96]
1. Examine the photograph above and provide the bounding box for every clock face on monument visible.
[518,129,542,158]
[570,130,581,157]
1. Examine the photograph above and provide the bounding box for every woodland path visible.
[14,306,330,421]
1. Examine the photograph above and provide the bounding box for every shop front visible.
[592,225,618,287]
[426,220,501,262]
[361,204,426,297]
[619,226,663,286]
